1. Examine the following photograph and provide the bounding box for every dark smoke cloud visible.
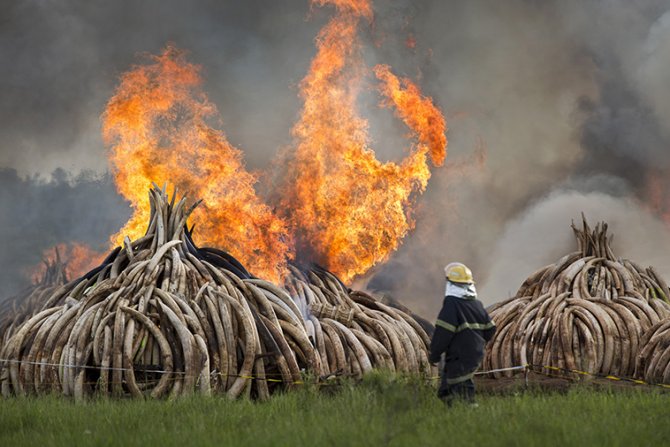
[0,0,322,175]
[571,1,670,190]
[0,169,128,298]
[2,0,670,318]
[366,0,670,317]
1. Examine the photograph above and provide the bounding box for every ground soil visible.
[475,370,669,394]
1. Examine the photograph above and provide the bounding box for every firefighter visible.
[429,262,496,406]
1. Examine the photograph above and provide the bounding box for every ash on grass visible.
[1,372,668,447]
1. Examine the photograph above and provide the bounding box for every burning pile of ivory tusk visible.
[483,217,670,380]
[0,254,68,348]
[0,185,433,400]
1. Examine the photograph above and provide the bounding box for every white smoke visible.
[480,189,670,306]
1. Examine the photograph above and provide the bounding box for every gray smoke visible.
[481,189,670,306]
[2,0,670,319]
[0,0,321,176]
[368,0,670,318]
[0,169,128,298]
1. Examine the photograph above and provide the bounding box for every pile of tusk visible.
[286,266,433,378]
[635,320,670,384]
[0,185,433,400]
[482,216,670,380]
[0,255,68,348]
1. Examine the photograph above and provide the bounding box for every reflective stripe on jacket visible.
[429,294,496,383]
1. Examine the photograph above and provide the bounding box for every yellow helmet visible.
[444,262,474,284]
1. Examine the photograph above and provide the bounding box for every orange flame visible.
[101,46,292,282]
[98,1,445,284]
[31,243,106,283]
[279,0,447,282]
[374,64,447,166]
[405,34,417,50]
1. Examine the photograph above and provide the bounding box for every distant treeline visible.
[0,168,129,299]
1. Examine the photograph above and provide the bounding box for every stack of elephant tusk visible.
[0,253,68,348]
[0,185,433,400]
[483,216,670,381]
[635,320,670,384]
[286,265,433,378]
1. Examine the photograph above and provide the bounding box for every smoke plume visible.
[368,0,670,317]
[0,169,128,298]
[481,189,670,306]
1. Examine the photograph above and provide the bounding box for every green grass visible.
[1,374,668,447]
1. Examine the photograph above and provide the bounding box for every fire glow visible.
[100,0,447,284]
[31,243,106,283]
[101,47,292,283]
[646,170,670,225]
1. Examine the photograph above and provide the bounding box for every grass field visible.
[1,373,668,447]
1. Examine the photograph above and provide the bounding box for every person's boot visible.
[464,382,477,407]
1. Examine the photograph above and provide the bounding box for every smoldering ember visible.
[2,0,670,409]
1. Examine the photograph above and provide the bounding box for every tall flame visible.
[279,0,447,282]
[99,1,446,284]
[101,46,292,281]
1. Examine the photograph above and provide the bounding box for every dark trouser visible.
[438,377,475,406]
